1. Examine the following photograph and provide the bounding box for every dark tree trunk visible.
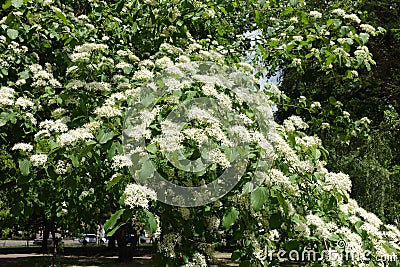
[116,227,132,262]
[41,223,49,253]
[108,235,116,249]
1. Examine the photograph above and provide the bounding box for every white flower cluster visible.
[15,97,34,109]
[295,135,321,148]
[123,183,157,209]
[133,67,154,80]
[116,49,140,61]
[39,119,68,133]
[12,143,33,152]
[155,56,174,69]
[261,169,298,194]
[30,154,48,166]
[208,148,231,169]
[186,252,207,267]
[309,10,322,19]
[74,43,108,53]
[360,24,376,36]
[156,120,183,152]
[336,227,366,264]
[332,8,346,16]
[66,79,85,90]
[55,160,72,174]
[69,52,90,62]
[206,216,220,231]
[322,172,352,193]
[29,64,61,88]
[56,128,94,146]
[269,229,280,240]
[111,155,133,169]
[85,81,111,91]
[0,86,15,106]
[158,232,182,258]
[116,61,132,70]
[94,105,122,118]
[356,208,382,227]
[344,14,361,24]
[283,115,309,132]
[306,214,332,239]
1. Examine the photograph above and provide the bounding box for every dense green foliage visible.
[0,0,399,266]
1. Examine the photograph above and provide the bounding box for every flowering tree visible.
[0,0,399,266]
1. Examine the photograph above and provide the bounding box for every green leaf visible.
[250,186,268,211]
[106,173,123,190]
[0,112,8,126]
[18,159,31,176]
[106,222,126,237]
[104,208,125,232]
[2,0,11,9]
[96,130,114,144]
[270,213,283,229]
[329,96,337,105]
[54,10,67,23]
[146,143,158,154]
[312,148,321,160]
[11,0,23,8]
[144,210,158,233]
[222,207,239,229]
[360,32,370,44]
[139,159,155,181]
[7,29,19,40]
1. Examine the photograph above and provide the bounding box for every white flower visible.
[30,154,48,166]
[360,24,376,36]
[344,14,361,24]
[84,82,111,91]
[293,35,303,42]
[94,105,122,118]
[56,128,94,146]
[332,8,346,16]
[69,52,90,62]
[158,232,182,258]
[124,183,157,209]
[309,11,322,19]
[133,67,154,80]
[360,117,371,124]
[186,252,207,267]
[116,61,132,70]
[283,115,308,131]
[208,148,231,169]
[74,43,108,53]
[310,101,321,109]
[42,0,53,6]
[322,172,352,193]
[55,160,72,174]
[39,119,68,133]
[26,113,37,125]
[12,143,33,152]
[155,56,174,69]
[269,229,280,240]
[111,155,133,169]
[295,135,321,148]
[292,58,301,66]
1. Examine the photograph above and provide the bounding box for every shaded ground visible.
[0,251,238,267]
